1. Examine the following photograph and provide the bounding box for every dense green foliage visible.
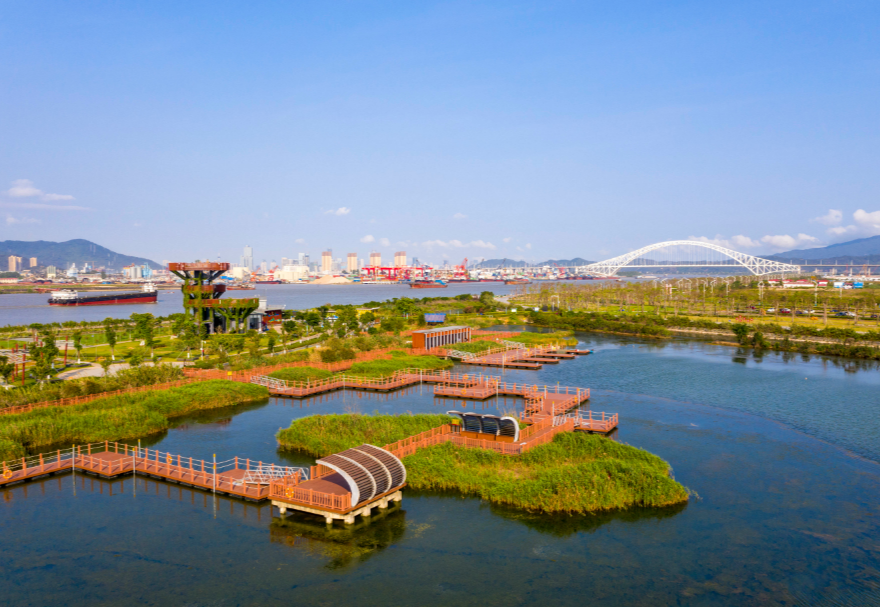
[0,364,185,410]
[0,381,267,461]
[529,311,672,338]
[346,351,453,377]
[506,330,578,346]
[451,340,499,353]
[405,433,688,513]
[268,367,334,382]
[277,413,453,456]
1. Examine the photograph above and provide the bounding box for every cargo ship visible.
[255,280,282,284]
[48,283,158,306]
[504,278,530,285]
[410,279,448,289]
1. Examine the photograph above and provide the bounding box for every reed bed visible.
[344,352,453,378]
[277,413,453,457]
[505,331,579,347]
[404,433,689,513]
[0,381,268,461]
[268,367,335,383]
[450,340,500,354]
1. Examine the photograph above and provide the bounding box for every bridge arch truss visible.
[578,240,801,277]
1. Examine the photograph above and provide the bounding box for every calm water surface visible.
[2,333,879,606]
[0,282,522,327]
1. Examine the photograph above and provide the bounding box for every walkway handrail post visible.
[213,454,217,494]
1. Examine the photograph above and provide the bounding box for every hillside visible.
[0,239,161,270]
[770,235,880,261]
[472,257,594,268]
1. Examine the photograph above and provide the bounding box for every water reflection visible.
[270,504,407,570]
[488,501,688,537]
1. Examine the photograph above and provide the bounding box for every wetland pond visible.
[2,332,879,606]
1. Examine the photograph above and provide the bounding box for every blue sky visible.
[2,1,879,266]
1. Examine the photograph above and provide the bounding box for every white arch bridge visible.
[576,240,801,277]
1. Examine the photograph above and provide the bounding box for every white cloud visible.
[421,239,496,250]
[2,179,87,210]
[4,179,76,202]
[360,235,375,243]
[294,238,305,244]
[821,209,880,239]
[525,243,532,250]
[759,233,820,251]
[324,207,351,216]
[6,180,43,198]
[5,215,40,225]
[812,209,843,226]
[731,235,761,248]
[853,209,880,231]
[453,213,467,219]
[689,234,761,249]
[502,237,512,243]
[379,238,391,247]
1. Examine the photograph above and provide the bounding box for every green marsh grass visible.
[277,413,453,456]
[0,380,268,461]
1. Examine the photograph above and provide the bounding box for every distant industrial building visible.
[321,250,333,273]
[7,256,22,272]
[369,251,381,266]
[123,264,153,280]
[394,251,406,267]
[347,253,358,272]
[241,245,254,271]
[277,265,309,281]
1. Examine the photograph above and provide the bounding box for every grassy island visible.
[0,380,268,461]
[277,413,689,514]
[267,351,453,383]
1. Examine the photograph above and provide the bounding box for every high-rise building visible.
[260,261,268,273]
[369,251,381,267]
[46,266,57,279]
[281,257,292,267]
[394,251,407,267]
[241,245,254,271]
[321,250,333,273]
[346,253,358,272]
[298,253,308,266]
[8,256,22,272]
[29,257,38,268]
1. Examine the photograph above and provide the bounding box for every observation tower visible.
[168,262,259,334]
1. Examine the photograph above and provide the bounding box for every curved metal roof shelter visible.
[317,444,406,506]
[447,411,520,441]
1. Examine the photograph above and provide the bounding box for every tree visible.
[731,323,750,345]
[31,328,60,381]
[246,330,261,357]
[72,330,84,363]
[105,324,118,360]
[131,313,157,358]
[0,355,15,386]
[99,358,113,376]
[127,348,145,368]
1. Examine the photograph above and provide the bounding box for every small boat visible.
[504,278,530,285]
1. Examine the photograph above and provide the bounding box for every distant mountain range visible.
[0,239,161,270]
[471,257,593,268]
[769,235,880,264]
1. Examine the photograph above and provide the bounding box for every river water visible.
[0,282,525,327]
[2,332,879,606]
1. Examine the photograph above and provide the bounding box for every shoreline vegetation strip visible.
[0,380,268,461]
[277,413,688,514]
